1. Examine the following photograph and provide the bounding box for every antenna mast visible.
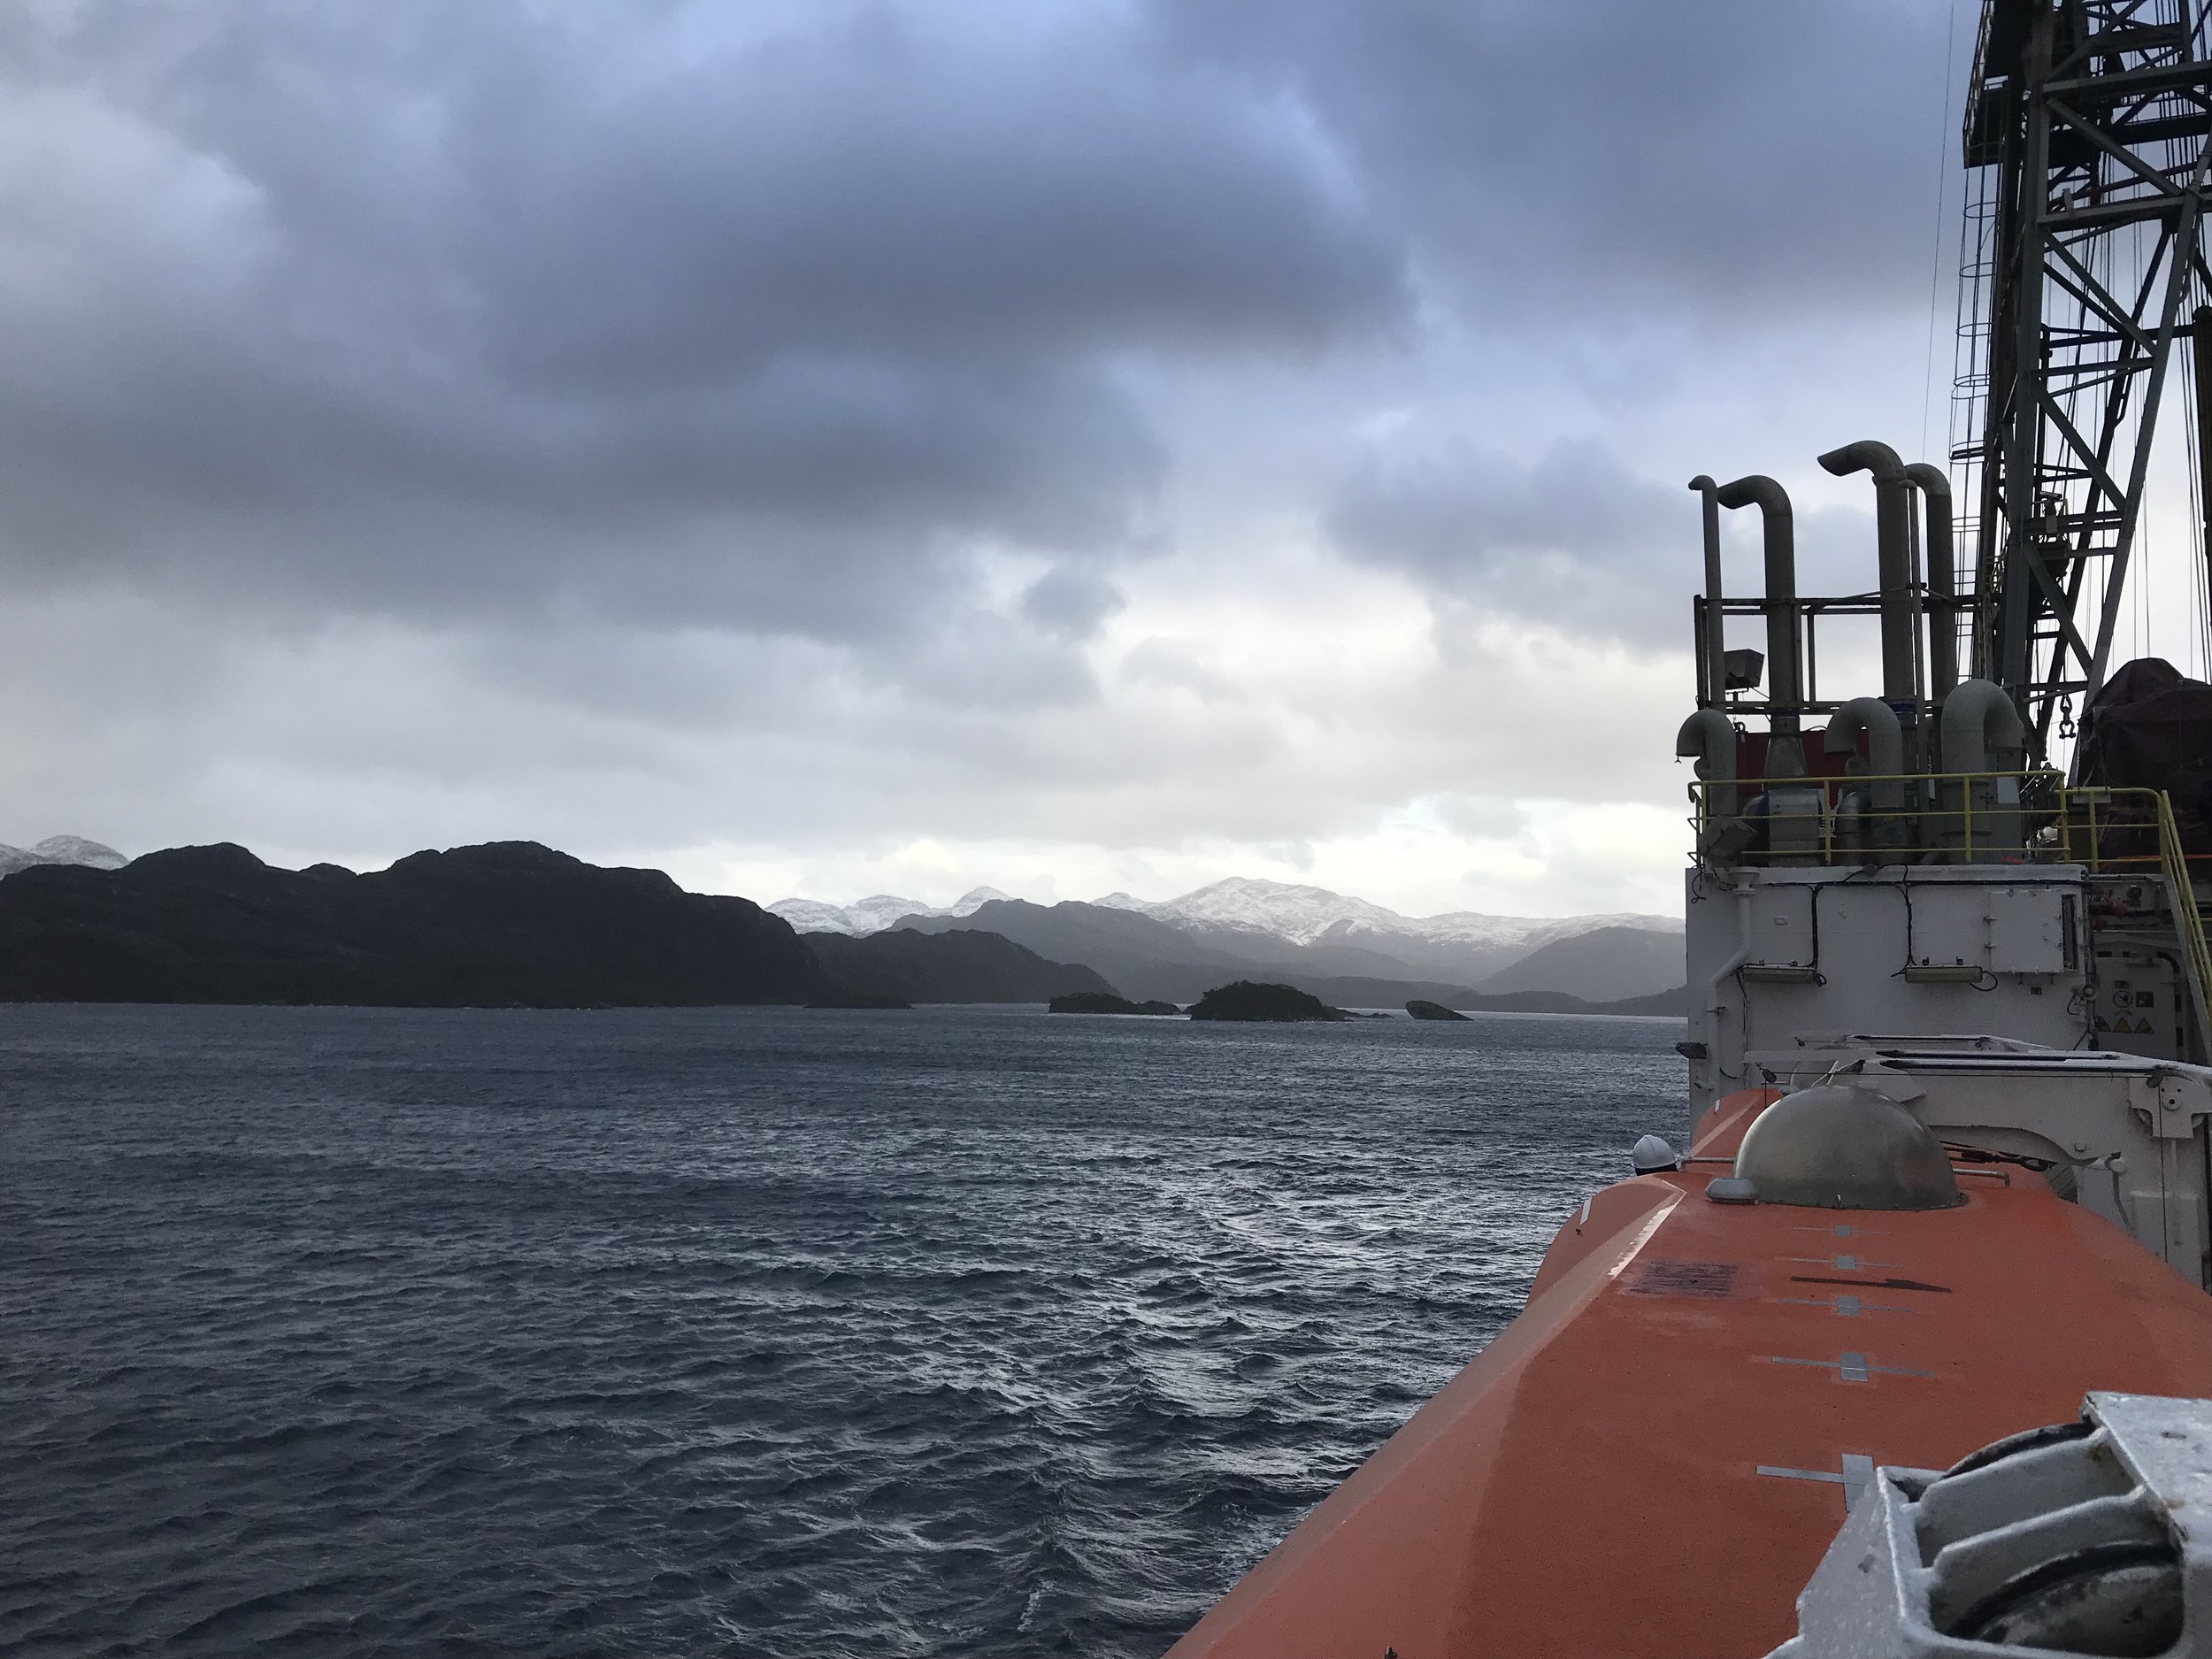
[1956,0,2212,755]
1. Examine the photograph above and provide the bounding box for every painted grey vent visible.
[1769,1392,2212,1657]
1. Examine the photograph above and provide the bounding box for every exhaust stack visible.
[1939,678,2027,856]
[1818,441,1923,710]
[1904,462,1958,701]
[1688,475,1726,710]
[1676,709,1743,860]
[1713,474,1804,779]
[1825,697,1908,852]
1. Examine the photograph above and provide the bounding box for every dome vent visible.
[1732,1084,1964,1210]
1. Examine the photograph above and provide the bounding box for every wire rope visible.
[1923,0,1965,464]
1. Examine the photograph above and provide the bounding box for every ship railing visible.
[1686,775,2212,1037]
[1685,768,2064,869]
[1686,772,2212,872]
[2062,787,2212,1041]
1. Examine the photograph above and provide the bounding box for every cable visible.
[1922,0,1965,463]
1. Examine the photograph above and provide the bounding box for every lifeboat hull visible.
[1167,1094,2212,1658]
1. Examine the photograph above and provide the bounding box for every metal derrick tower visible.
[1957,0,2212,755]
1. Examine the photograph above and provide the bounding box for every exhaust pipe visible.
[1677,709,1743,861]
[1676,709,1739,810]
[1688,476,1726,710]
[1713,474,1804,779]
[1903,462,1958,701]
[1825,696,1907,851]
[1939,678,2026,856]
[1941,678,2025,773]
[1818,441,1922,709]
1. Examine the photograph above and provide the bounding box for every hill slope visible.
[0,841,826,1007]
[1476,925,1686,1001]
[765,879,1685,1000]
[808,927,1117,1003]
[889,898,1496,1006]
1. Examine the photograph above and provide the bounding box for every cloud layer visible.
[0,0,2062,917]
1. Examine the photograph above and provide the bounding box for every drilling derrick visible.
[1956,0,2212,755]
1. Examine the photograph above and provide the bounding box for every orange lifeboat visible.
[1167,1089,2212,1657]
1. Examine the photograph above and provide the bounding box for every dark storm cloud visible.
[1019,567,1126,641]
[0,0,1976,895]
[0,0,1405,640]
[1327,436,1686,641]
[0,0,1957,660]
[1328,434,1881,646]
[1150,0,1960,318]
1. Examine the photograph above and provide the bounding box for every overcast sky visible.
[13,0,2194,918]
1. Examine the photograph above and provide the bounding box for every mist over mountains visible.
[771,878,1682,1005]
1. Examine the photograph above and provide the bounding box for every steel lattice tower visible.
[1955,0,2212,755]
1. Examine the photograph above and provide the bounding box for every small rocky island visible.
[1048,991,1182,1016]
[1186,980,1349,1022]
[1405,999,1471,1021]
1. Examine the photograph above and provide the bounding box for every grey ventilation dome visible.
[1732,1084,1965,1210]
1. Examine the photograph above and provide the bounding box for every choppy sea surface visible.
[1,1002,1685,1657]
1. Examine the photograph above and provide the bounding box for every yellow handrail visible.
[1683,772,2212,1041]
[2088,787,2212,1041]
[1684,768,2060,864]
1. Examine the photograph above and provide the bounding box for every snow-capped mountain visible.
[1097,877,1677,950]
[769,887,1010,936]
[0,836,127,877]
[776,876,1682,1001]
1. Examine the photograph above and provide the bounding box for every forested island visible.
[1185,981,1348,1022]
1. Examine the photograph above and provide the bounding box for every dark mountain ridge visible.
[0,842,1124,1009]
[809,927,1115,1004]
[894,897,1507,1007]
[0,841,826,1006]
[1475,925,1686,1001]
[0,841,1687,1013]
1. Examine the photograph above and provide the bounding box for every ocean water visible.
[0,1002,1686,1658]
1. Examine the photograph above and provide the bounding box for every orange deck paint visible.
[1167,1104,2212,1658]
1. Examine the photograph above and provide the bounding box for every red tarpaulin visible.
[2070,658,2212,861]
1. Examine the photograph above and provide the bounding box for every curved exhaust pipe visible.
[1903,462,1958,700]
[1825,696,1907,851]
[1676,708,1740,859]
[1713,474,1803,778]
[1939,678,2026,856]
[1940,678,2025,773]
[1818,441,1922,709]
[1676,709,1739,807]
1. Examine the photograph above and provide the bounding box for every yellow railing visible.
[2069,787,2212,1037]
[1686,769,2062,867]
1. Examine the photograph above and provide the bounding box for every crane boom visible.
[1958,0,2212,753]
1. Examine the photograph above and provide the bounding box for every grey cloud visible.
[1428,793,1525,841]
[1118,640,1243,703]
[1326,435,1689,641]
[1020,567,1125,641]
[0,0,1408,653]
[1328,432,1887,649]
[0,0,1965,910]
[1148,0,1960,321]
